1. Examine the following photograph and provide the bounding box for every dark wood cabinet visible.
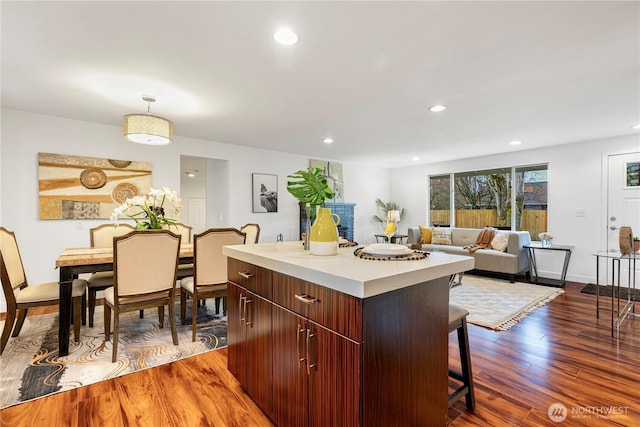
[228,257,450,427]
[227,260,273,418]
[271,302,361,427]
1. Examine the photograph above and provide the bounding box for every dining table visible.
[55,244,194,356]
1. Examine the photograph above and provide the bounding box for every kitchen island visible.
[223,241,474,427]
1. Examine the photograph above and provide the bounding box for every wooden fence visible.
[430,209,547,239]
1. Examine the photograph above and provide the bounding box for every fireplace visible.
[299,202,356,242]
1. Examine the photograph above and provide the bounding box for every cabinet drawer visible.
[273,272,362,342]
[228,258,272,299]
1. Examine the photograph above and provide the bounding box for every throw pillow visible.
[431,228,452,245]
[418,226,432,244]
[491,231,509,251]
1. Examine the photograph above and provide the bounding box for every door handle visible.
[306,328,317,375]
[296,323,306,368]
[244,297,253,327]
[239,294,246,324]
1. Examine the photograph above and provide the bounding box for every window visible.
[429,164,547,238]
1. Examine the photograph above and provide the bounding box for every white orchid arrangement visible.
[111,186,182,230]
[538,232,554,240]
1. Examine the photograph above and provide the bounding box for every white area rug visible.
[450,275,564,330]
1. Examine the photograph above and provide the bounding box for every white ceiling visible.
[2,1,639,167]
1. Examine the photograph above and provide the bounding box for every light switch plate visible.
[576,209,586,217]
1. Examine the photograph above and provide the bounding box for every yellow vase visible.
[309,208,340,256]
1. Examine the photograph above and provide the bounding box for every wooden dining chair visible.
[180,228,246,341]
[170,222,194,279]
[240,223,260,244]
[103,230,181,362]
[0,227,87,354]
[86,223,135,327]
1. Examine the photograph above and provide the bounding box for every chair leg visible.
[168,301,178,346]
[73,296,82,343]
[139,309,144,319]
[104,305,111,339]
[0,310,17,354]
[112,310,119,363]
[192,292,198,342]
[158,306,165,328]
[458,318,475,410]
[12,308,28,337]
[180,289,187,325]
[81,293,87,326]
[89,288,97,327]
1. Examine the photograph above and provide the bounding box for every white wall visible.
[1,109,389,311]
[391,134,640,284]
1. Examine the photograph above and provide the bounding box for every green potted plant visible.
[287,167,335,250]
[372,199,406,226]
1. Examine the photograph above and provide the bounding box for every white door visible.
[604,152,640,287]
[189,197,207,234]
[607,152,640,251]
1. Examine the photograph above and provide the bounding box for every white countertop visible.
[223,241,474,298]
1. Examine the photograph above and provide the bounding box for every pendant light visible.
[123,96,173,145]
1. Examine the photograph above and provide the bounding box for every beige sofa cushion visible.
[491,231,510,251]
[432,228,452,245]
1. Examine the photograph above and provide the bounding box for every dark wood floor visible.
[1,281,638,426]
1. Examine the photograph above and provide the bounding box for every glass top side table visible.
[591,250,639,338]
[524,243,574,288]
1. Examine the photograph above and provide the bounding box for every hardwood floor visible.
[1,281,638,426]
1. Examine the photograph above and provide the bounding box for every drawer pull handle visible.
[295,294,318,304]
[238,272,254,279]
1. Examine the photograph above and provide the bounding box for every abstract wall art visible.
[38,152,152,219]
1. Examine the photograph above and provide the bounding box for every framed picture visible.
[625,161,639,188]
[252,173,278,213]
[309,159,344,202]
[38,152,152,219]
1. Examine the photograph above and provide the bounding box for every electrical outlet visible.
[75,220,83,230]
[576,209,586,218]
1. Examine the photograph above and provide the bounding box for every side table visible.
[375,234,408,245]
[524,243,574,288]
[592,251,638,338]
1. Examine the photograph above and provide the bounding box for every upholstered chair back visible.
[240,223,260,244]
[0,227,27,293]
[194,228,246,285]
[113,230,181,297]
[170,223,192,244]
[90,224,135,248]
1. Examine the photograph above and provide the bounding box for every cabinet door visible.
[227,282,246,385]
[307,321,361,427]
[272,304,308,427]
[245,291,273,418]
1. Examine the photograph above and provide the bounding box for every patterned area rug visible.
[0,303,226,408]
[450,275,564,330]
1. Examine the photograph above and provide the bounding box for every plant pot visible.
[634,241,640,253]
[309,207,340,256]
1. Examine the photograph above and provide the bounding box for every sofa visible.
[406,227,531,282]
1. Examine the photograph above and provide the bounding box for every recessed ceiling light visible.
[412,156,420,161]
[429,105,446,112]
[322,137,334,144]
[509,140,522,146]
[633,124,640,130]
[274,28,298,45]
